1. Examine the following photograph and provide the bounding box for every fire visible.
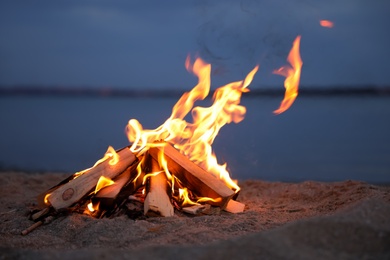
[179,188,198,206]
[44,194,51,205]
[126,56,259,194]
[273,35,303,114]
[44,37,303,217]
[94,176,115,194]
[320,20,334,28]
[72,146,119,179]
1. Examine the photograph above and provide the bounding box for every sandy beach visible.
[0,171,389,259]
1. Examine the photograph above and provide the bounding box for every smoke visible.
[194,0,316,85]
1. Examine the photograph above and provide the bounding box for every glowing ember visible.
[320,20,334,28]
[273,35,303,114]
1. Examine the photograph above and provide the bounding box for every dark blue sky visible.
[1,0,389,89]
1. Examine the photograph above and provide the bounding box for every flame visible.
[273,36,302,114]
[320,20,334,28]
[73,146,119,180]
[44,193,51,205]
[94,176,115,194]
[179,188,198,206]
[87,201,100,213]
[142,171,163,185]
[126,56,258,193]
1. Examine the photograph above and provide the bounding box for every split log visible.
[224,200,245,213]
[95,161,143,200]
[144,157,174,217]
[46,147,136,210]
[149,143,235,209]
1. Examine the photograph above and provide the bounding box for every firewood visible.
[149,143,235,209]
[224,200,245,213]
[144,157,174,217]
[46,147,136,210]
[31,207,50,221]
[182,204,205,215]
[21,216,54,236]
[95,161,142,200]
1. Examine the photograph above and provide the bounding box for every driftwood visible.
[45,147,136,210]
[149,143,235,209]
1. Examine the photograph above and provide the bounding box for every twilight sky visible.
[0,0,389,90]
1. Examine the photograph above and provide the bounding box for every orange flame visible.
[44,193,51,205]
[320,20,334,28]
[273,36,303,114]
[126,56,259,193]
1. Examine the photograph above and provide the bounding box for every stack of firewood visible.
[22,142,244,235]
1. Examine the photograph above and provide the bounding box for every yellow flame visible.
[126,56,259,193]
[196,197,222,204]
[273,35,303,114]
[142,171,163,185]
[320,20,334,28]
[72,146,119,180]
[94,176,115,194]
[87,201,100,213]
[179,188,198,206]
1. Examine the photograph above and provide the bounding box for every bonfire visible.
[22,36,302,235]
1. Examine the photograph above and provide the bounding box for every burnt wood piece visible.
[144,156,174,217]
[46,147,136,210]
[149,143,235,209]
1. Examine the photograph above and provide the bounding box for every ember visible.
[23,36,302,235]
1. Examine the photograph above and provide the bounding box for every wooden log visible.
[93,161,144,211]
[46,147,136,210]
[144,157,174,217]
[224,200,245,214]
[95,162,141,200]
[149,143,234,209]
[182,204,205,215]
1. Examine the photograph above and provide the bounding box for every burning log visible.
[144,157,174,217]
[45,147,136,210]
[149,143,235,209]
[95,161,143,203]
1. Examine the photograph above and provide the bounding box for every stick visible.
[21,216,54,236]
[31,207,50,221]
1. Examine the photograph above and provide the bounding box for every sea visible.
[1,93,389,183]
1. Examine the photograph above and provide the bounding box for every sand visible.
[0,171,389,259]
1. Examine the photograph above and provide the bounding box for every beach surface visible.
[1,171,389,259]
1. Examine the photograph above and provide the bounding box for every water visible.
[1,95,389,183]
